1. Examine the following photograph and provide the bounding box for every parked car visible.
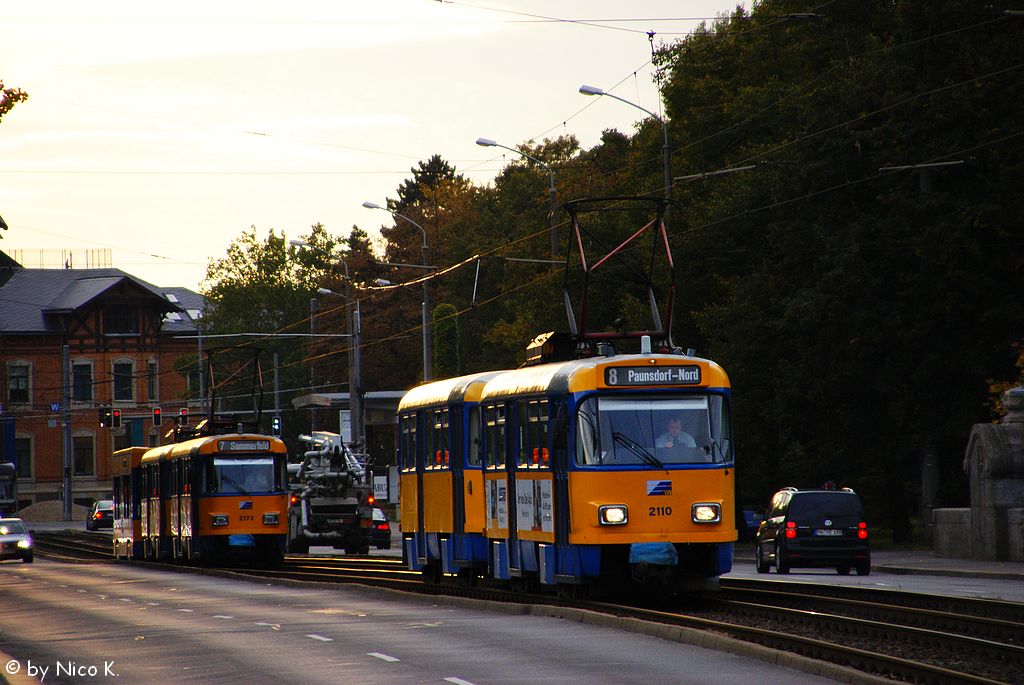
[86,499,114,531]
[0,517,33,563]
[371,508,392,550]
[754,487,870,575]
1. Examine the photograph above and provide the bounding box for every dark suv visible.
[755,487,870,575]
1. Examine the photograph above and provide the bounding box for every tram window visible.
[484,404,506,468]
[574,395,730,466]
[516,399,549,469]
[207,457,277,494]
[468,407,482,467]
[399,414,417,471]
[429,409,450,469]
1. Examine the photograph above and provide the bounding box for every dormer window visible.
[104,305,139,335]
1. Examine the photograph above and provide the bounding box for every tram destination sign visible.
[604,365,702,387]
[218,439,271,452]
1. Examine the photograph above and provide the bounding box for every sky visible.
[1,1,746,292]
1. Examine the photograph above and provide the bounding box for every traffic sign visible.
[50,402,61,412]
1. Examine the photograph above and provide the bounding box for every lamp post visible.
[318,285,362,448]
[362,201,432,382]
[476,137,559,258]
[579,84,671,200]
[290,239,362,437]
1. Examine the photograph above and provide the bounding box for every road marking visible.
[254,623,281,630]
[306,634,333,642]
[119,598,133,602]
[177,608,195,613]
[445,679,477,685]
[368,653,400,662]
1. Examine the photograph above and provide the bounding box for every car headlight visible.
[211,514,229,526]
[263,512,279,525]
[691,502,721,523]
[598,504,628,526]
[17,539,32,549]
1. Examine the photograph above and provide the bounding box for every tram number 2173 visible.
[649,506,673,516]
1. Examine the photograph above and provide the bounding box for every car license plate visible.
[814,529,843,536]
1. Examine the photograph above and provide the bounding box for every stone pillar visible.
[962,387,1024,560]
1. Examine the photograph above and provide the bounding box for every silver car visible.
[0,518,33,563]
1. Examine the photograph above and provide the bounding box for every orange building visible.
[0,251,204,509]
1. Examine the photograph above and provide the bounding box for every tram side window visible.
[399,414,417,471]
[517,399,549,469]
[468,407,482,467]
[575,397,601,465]
[429,409,450,469]
[484,404,506,469]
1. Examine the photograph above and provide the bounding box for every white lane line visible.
[368,653,400,662]
[445,678,477,685]
[306,634,334,642]
[147,602,160,606]
[119,598,133,602]
[177,608,195,613]
[254,623,281,630]
[213,615,234,620]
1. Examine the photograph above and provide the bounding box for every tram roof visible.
[479,353,730,400]
[398,371,505,411]
[139,433,287,464]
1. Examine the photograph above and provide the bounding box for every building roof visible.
[0,265,202,335]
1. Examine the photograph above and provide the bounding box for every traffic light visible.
[111,408,121,428]
[99,406,111,428]
[271,415,282,437]
[152,407,162,426]
[179,407,189,425]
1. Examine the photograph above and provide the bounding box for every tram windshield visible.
[575,395,732,466]
[207,456,282,495]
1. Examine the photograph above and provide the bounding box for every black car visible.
[86,499,114,531]
[754,487,870,575]
[371,508,391,550]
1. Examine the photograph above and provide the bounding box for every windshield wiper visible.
[612,431,667,471]
[221,472,249,496]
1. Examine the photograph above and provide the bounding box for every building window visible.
[104,305,139,335]
[113,361,134,402]
[14,437,32,479]
[72,363,93,402]
[147,361,158,401]
[7,363,30,404]
[73,435,95,476]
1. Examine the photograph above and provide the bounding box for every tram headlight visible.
[691,502,721,524]
[211,514,229,527]
[263,512,279,525]
[598,504,628,526]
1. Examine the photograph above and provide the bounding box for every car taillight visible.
[857,521,868,539]
[375,523,389,531]
[785,521,797,538]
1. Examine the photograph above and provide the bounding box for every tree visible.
[432,303,460,379]
[0,81,28,239]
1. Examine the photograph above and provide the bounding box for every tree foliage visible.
[203,0,1021,539]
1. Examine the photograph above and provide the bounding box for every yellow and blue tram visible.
[112,434,289,565]
[399,344,736,593]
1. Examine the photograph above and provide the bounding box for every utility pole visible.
[61,345,72,522]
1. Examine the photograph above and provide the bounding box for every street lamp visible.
[290,239,362,438]
[476,137,559,257]
[361,201,433,382]
[318,284,362,448]
[579,83,671,200]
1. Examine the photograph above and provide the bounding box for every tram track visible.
[29,531,1022,684]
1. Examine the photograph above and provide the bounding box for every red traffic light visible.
[111,408,122,428]
[179,407,189,425]
[152,407,162,425]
